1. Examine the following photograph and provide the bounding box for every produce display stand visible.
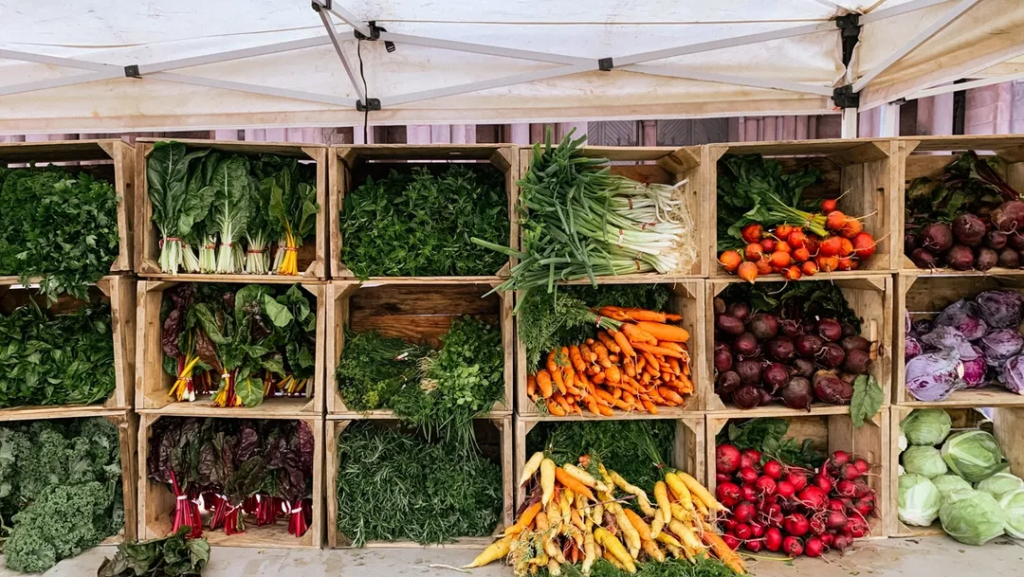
[513,414,705,507]
[0,139,135,278]
[708,139,899,279]
[134,279,326,416]
[0,408,139,544]
[325,415,514,548]
[896,273,1024,406]
[706,409,891,538]
[133,139,328,281]
[514,279,706,418]
[517,145,706,278]
[330,144,518,280]
[705,274,893,414]
[0,275,136,415]
[136,412,324,548]
[888,404,1024,537]
[898,136,1024,275]
[325,280,513,417]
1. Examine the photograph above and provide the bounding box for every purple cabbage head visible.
[975,290,1024,329]
[906,337,923,361]
[922,326,980,361]
[913,319,935,336]
[935,299,988,341]
[998,355,1024,395]
[962,347,988,388]
[906,352,965,402]
[981,328,1024,367]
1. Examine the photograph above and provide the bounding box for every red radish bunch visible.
[713,444,878,558]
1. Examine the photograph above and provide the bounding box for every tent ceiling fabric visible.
[0,0,1020,132]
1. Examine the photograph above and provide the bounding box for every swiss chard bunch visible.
[340,165,508,278]
[905,151,1020,228]
[98,528,210,577]
[0,300,115,408]
[0,167,120,301]
[257,155,319,276]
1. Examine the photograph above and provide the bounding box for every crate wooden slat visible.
[325,280,513,417]
[135,279,325,416]
[0,139,135,276]
[330,144,518,280]
[137,413,324,548]
[707,410,891,538]
[0,275,135,414]
[708,138,899,279]
[513,414,704,508]
[514,279,705,417]
[133,138,327,281]
[899,136,1024,275]
[896,272,1024,406]
[517,145,705,279]
[706,274,893,414]
[325,415,513,548]
[888,405,1024,537]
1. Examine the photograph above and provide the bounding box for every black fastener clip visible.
[311,0,331,12]
[124,65,141,79]
[357,98,381,112]
[598,57,614,72]
[832,85,860,109]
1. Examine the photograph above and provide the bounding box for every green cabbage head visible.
[902,409,952,446]
[976,472,1024,501]
[932,474,972,503]
[898,474,941,527]
[941,430,1009,483]
[903,446,948,479]
[999,488,1024,539]
[939,489,1005,545]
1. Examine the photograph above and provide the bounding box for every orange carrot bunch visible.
[717,200,877,282]
[526,306,693,417]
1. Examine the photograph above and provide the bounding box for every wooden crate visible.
[330,144,518,280]
[899,136,1024,275]
[708,139,899,278]
[897,273,1024,406]
[517,145,705,279]
[706,275,893,414]
[325,280,513,416]
[0,140,135,277]
[134,139,328,281]
[707,410,891,538]
[514,414,704,508]
[0,275,135,414]
[0,409,138,544]
[889,405,1024,537]
[135,279,325,416]
[325,415,513,548]
[515,279,706,417]
[137,413,324,548]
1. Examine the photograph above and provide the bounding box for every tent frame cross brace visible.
[0,0,1018,137]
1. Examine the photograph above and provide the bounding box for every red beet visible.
[947,244,975,270]
[767,337,796,362]
[755,476,778,496]
[750,521,766,539]
[828,499,846,512]
[795,334,825,358]
[782,536,804,557]
[717,371,741,394]
[749,313,779,341]
[733,332,759,357]
[763,363,790,391]
[784,513,810,537]
[763,460,783,480]
[741,485,758,503]
[917,222,954,252]
[826,510,848,530]
[809,516,826,536]
[787,472,808,492]
[910,248,939,269]
[813,370,853,404]
[716,472,731,485]
[799,485,828,509]
[817,319,843,342]
[734,524,752,541]
[977,247,999,271]
[830,451,850,466]
[836,480,857,498]
[833,534,852,554]
[716,482,742,507]
[775,480,796,499]
[780,377,813,411]
[791,358,815,378]
[1011,232,1024,251]
[839,463,861,481]
[853,458,870,474]
[744,539,763,553]
[714,343,734,373]
[991,200,1024,233]
[735,359,762,386]
[722,534,741,550]
[805,537,824,557]
[733,501,755,524]
[848,518,868,538]
[953,214,986,246]
[764,503,784,528]
[740,449,761,466]
[764,527,783,552]
[737,467,759,486]
[732,385,762,409]
[713,297,726,315]
[986,230,1008,250]
[840,335,870,353]
[716,314,745,336]
[999,248,1020,269]
[780,319,804,338]
[727,301,751,321]
[716,444,741,474]
[818,343,846,368]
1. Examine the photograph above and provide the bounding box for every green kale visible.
[340,165,509,277]
[98,528,210,577]
[0,168,121,301]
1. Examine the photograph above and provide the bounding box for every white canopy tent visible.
[0,0,1022,135]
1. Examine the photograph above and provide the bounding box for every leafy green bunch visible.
[98,528,210,577]
[721,280,862,333]
[0,167,120,301]
[0,418,123,574]
[905,151,1020,229]
[340,165,509,278]
[716,418,825,470]
[0,301,115,409]
[335,422,502,546]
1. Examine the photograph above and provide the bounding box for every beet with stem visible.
[813,370,854,404]
[917,222,954,252]
[714,343,734,373]
[985,230,1007,250]
[947,244,975,271]
[767,337,796,362]
[910,248,938,269]
[840,336,870,353]
[733,332,759,357]
[727,302,751,322]
[998,248,1020,269]
[763,363,791,392]
[780,319,803,338]
[733,385,763,409]
[717,371,742,394]
[842,348,872,374]
[953,214,986,246]
[736,359,763,387]
[791,358,815,378]
[976,247,998,271]
[818,343,846,368]
[713,297,727,314]
[716,314,745,336]
[991,200,1024,233]
[817,319,843,342]
[781,377,813,411]
[749,313,779,341]
[795,334,825,358]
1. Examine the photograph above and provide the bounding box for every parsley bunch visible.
[0,168,120,301]
[339,165,509,277]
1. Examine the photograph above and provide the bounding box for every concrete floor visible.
[3,536,1023,576]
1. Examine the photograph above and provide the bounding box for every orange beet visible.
[837,257,856,271]
[817,255,839,272]
[840,218,863,238]
[775,224,794,239]
[770,252,791,268]
[802,261,819,276]
[819,236,843,257]
[741,223,763,245]
[821,198,838,213]
[788,230,807,249]
[719,250,742,272]
[755,257,772,275]
[782,265,802,281]
[793,247,811,262]
[839,237,854,257]
[745,243,764,262]
[851,232,877,260]
[737,261,758,283]
[826,211,847,232]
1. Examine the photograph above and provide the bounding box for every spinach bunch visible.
[0,168,120,301]
[340,165,508,277]
[0,302,115,408]
[335,422,501,546]
[98,528,210,577]
[0,418,123,573]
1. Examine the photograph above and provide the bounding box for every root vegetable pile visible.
[467,453,743,575]
[905,151,1024,271]
[714,443,877,558]
[712,283,882,419]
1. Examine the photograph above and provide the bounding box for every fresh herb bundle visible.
[0,167,120,301]
[0,418,123,573]
[527,420,675,495]
[340,164,509,278]
[0,301,115,408]
[98,528,210,577]
[335,422,502,546]
[336,317,504,444]
[160,283,317,408]
[518,284,670,372]
[715,417,825,469]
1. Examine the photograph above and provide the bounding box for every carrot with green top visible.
[635,321,690,342]
[621,323,658,344]
[555,467,596,501]
[608,328,636,359]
